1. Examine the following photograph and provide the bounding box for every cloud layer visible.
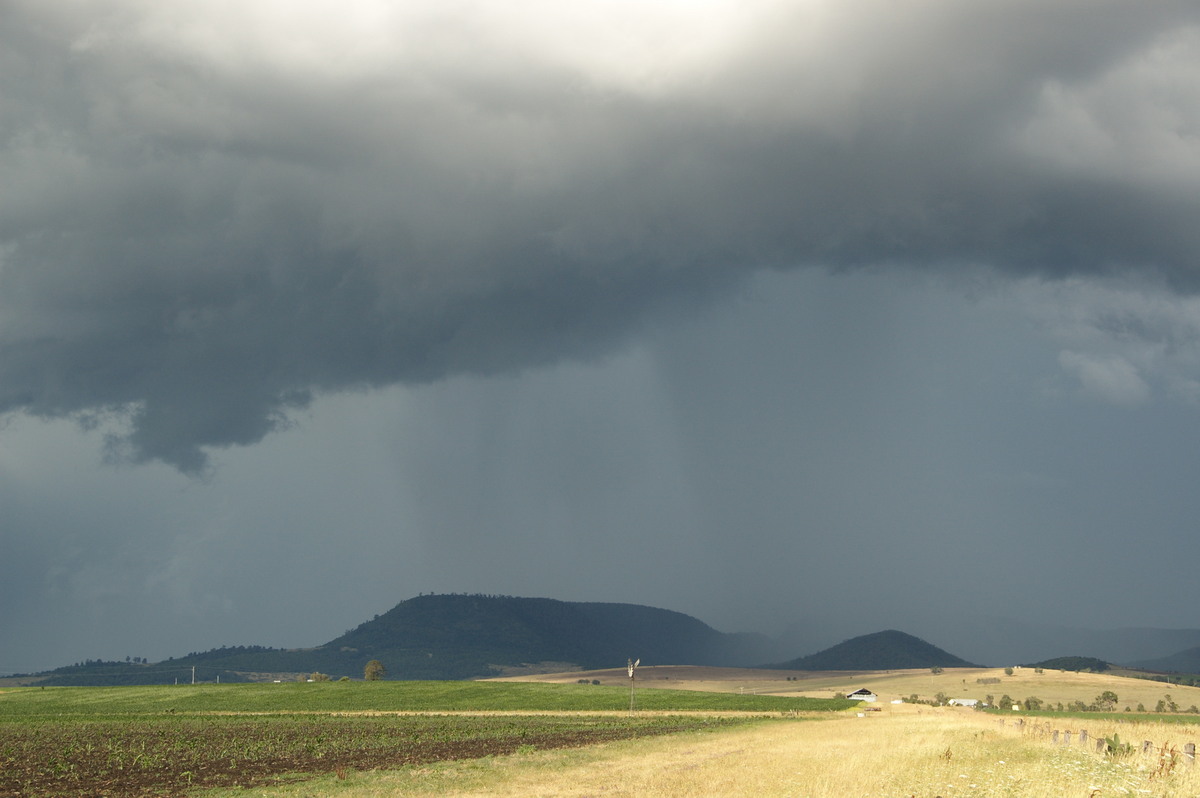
[2,0,1199,474]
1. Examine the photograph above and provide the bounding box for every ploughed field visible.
[0,681,846,796]
[0,713,739,797]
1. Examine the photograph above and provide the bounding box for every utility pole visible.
[627,658,640,713]
[192,666,196,685]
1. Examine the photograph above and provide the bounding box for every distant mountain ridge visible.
[25,594,788,685]
[772,629,978,670]
[14,594,1200,686]
[871,615,1200,668]
[1131,646,1200,674]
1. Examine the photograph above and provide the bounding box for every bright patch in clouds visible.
[1058,351,1150,405]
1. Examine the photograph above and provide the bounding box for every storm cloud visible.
[3,0,1200,471]
[7,1,1200,676]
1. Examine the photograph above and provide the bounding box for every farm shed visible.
[846,688,877,702]
[948,698,979,707]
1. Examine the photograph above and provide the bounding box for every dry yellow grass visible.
[780,667,1200,712]
[216,709,1200,797]
[498,665,1200,712]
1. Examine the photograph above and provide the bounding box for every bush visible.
[1103,733,1132,758]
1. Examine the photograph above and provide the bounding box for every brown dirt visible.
[0,716,710,797]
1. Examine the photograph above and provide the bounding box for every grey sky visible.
[3,1,1200,674]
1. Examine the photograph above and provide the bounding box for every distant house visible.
[846,688,877,702]
[948,698,979,707]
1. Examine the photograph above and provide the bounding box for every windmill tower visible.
[627,658,640,713]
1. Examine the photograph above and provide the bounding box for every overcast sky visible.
[3,0,1200,675]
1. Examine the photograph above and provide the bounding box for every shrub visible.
[1103,733,1133,758]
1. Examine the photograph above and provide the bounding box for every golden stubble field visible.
[495,665,1200,711]
[215,708,1200,798]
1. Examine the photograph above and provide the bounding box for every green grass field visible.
[0,679,855,717]
[0,682,853,795]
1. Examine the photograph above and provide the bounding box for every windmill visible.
[627,658,640,713]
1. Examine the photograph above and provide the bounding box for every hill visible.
[1021,656,1109,673]
[772,629,977,670]
[800,615,1200,667]
[26,594,787,684]
[311,594,783,678]
[1130,646,1200,674]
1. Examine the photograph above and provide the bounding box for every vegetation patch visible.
[0,713,746,797]
[0,681,853,717]
[0,681,850,796]
[1022,656,1110,673]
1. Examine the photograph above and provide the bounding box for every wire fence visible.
[999,718,1196,767]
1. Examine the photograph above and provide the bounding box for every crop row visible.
[0,713,746,797]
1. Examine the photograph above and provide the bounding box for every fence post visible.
[1080,730,1088,747]
[1143,740,1154,755]
[1185,742,1195,766]
[1096,739,1106,753]
[1053,730,1059,744]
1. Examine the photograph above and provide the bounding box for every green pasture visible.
[0,682,847,795]
[0,680,856,718]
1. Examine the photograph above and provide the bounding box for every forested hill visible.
[771,629,977,670]
[318,594,784,678]
[24,594,786,684]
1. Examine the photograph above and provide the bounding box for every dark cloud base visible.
[3,1,1200,469]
